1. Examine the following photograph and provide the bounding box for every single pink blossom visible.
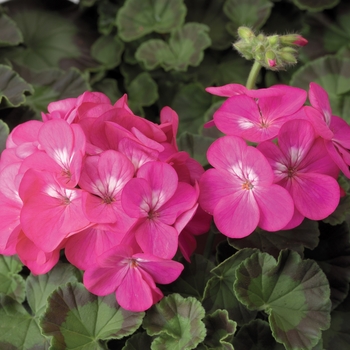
[305,82,350,178]
[79,150,135,229]
[199,136,294,238]
[19,169,90,252]
[121,161,198,259]
[212,85,307,142]
[258,119,340,227]
[83,244,184,311]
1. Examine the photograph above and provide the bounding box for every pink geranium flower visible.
[258,119,340,228]
[199,136,294,238]
[121,161,198,259]
[78,150,135,228]
[210,85,307,142]
[83,244,184,311]
[305,82,350,178]
[19,169,90,252]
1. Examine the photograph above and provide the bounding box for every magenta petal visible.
[291,173,340,220]
[214,191,259,238]
[254,185,294,231]
[308,82,332,125]
[133,253,184,284]
[116,267,160,311]
[134,218,178,259]
[331,116,350,148]
[282,207,304,230]
[305,106,333,139]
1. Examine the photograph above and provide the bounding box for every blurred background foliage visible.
[0,0,350,163]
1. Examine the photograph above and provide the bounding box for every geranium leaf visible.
[0,255,25,303]
[202,249,258,326]
[126,71,158,114]
[26,262,81,317]
[116,0,186,41]
[93,78,122,103]
[143,293,206,350]
[178,133,216,167]
[135,23,211,72]
[0,13,23,46]
[292,0,340,11]
[290,56,350,122]
[91,34,124,69]
[163,254,215,299]
[202,309,236,350]
[0,120,9,153]
[172,83,212,135]
[0,295,50,349]
[97,1,120,36]
[234,250,331,350]
[228,219,320,259]
[232,319,285,350]
[5,6,97,71]
[122,332,153,350]
[0,64,33,108]
[323,194,350,225]
[184,0,232,50]
[21,67,90,116]
[304,221,350,310]
[224,0,274,36]
[322,290,350,348]
[41,282,145,349]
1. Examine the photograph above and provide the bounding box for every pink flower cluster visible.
[0,92,211,311]
[200,82,348,238]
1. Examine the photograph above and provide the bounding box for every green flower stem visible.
[246,60,262,89]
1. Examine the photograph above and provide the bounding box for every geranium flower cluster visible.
[199,82,349,238]
[0,92,211,311]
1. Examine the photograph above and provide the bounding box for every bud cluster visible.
[233,27,308,70]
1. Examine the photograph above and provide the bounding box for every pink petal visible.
[305,106,333,139]
[308,82,332,125]
[214,190,260,238]
[133,218,179,259]
[290,173,340,220]
[331,116,350,148]
[254,185,294,231]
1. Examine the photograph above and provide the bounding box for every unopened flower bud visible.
[237,26,255,40]
[267,35,279,46]
[280,34,308,47]
[279,52,297,64]
[265,51,276,67]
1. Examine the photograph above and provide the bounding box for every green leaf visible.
[41,282,145,349]
[232,319,285,350]
[0,295,50,349]
[122,332,153,350]
[97,1,121,36]
[228,219,320,259]
[26,262,81,317]
[290,55,350,122]
[116,0,187,41]
[135,23,211,72]
[0,13,23,46]
[0,255,25,303]
[93,78,122,103]
[202,309,237,350]
[0,119,9,153]
[91,34,125,69]
[202,249,258,326]
[224,0,274,36]
[0,64,33,108]
[322,290,350,349]
[126,71,159,114]
[293,0,340,11]
[163,254,215,299]
[177,132,216,167]
[234,250,331,350]
[22,67,90,116]
[184,0,232,50]
[172,83,212,135]
[304,221,350,310]
[5,9,83,70]
[143,293,206,350]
